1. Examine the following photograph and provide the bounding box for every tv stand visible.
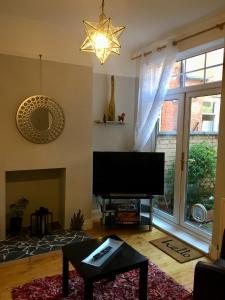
[99,194,153,231]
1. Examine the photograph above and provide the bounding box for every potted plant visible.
[70,209,84,231]
[9,197,29,235]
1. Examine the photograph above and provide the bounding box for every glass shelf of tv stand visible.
[100,196,153,230]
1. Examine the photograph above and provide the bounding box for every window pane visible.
[205,66,223,83]
[185,70,204,87]
[185,94,221,234]
[159,100,178,132]
[186,54,205,72]
[155,99,179,216]
[169,76,180,89]
[190,95,220,133]
[202,101,214,113]
[168,48,224,90]
[206,48,224,67]
[171,61,181,77]
[169,61,182,88]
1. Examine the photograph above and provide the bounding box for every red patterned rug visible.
[12,261,192,299]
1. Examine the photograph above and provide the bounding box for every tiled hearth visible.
[0,230,90,263]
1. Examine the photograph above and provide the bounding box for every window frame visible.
[168,44,224,92]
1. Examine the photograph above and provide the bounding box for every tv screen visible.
[93,151,164,196]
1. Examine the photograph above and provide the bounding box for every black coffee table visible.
[62,234,148,299]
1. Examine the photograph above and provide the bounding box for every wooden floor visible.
[0,223,210,299]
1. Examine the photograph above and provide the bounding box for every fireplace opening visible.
[6,168,65,236]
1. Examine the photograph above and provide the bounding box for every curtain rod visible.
[131,21,225,61]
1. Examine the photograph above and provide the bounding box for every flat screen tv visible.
[93,151,164,196]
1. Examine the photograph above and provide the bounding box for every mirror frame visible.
[16,95,65,144]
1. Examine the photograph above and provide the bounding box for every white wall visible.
[0,54,93,239]
[92,73,138,212]
[93,73,137,151]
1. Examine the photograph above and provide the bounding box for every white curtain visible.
[134,43,178,151]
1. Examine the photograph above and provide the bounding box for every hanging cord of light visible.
[100,0,106,19]
[39,54,43,94]
[101,0,104,15]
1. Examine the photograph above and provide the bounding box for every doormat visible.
[150,236,203,263]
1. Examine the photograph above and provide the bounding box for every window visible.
[190,95,220,133]
[169,48,224,89]
[159,100,178,133]
[155,45,224,238]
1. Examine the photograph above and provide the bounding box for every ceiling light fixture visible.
[80,0,125,65]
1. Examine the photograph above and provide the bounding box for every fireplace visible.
[0,54,93,240]
[5,168,65,235]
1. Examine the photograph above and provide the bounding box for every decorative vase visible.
[107,75,115,121]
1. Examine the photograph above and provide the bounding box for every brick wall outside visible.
[156,134,218,171]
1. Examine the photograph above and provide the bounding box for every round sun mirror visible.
[16,95,65,144]
[31,108,53,131]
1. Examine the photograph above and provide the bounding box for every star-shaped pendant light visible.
[80,0,125,65]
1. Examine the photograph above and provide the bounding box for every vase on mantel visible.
[107,75,115,121]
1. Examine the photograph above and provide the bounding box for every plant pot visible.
[72,226,82,231]
[9,217,22,235]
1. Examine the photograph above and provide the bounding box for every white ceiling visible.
[0,0,225,73]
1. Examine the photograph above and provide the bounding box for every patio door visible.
[154,94,184,225]
[154,88,221,239]
[180,89,221,238]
